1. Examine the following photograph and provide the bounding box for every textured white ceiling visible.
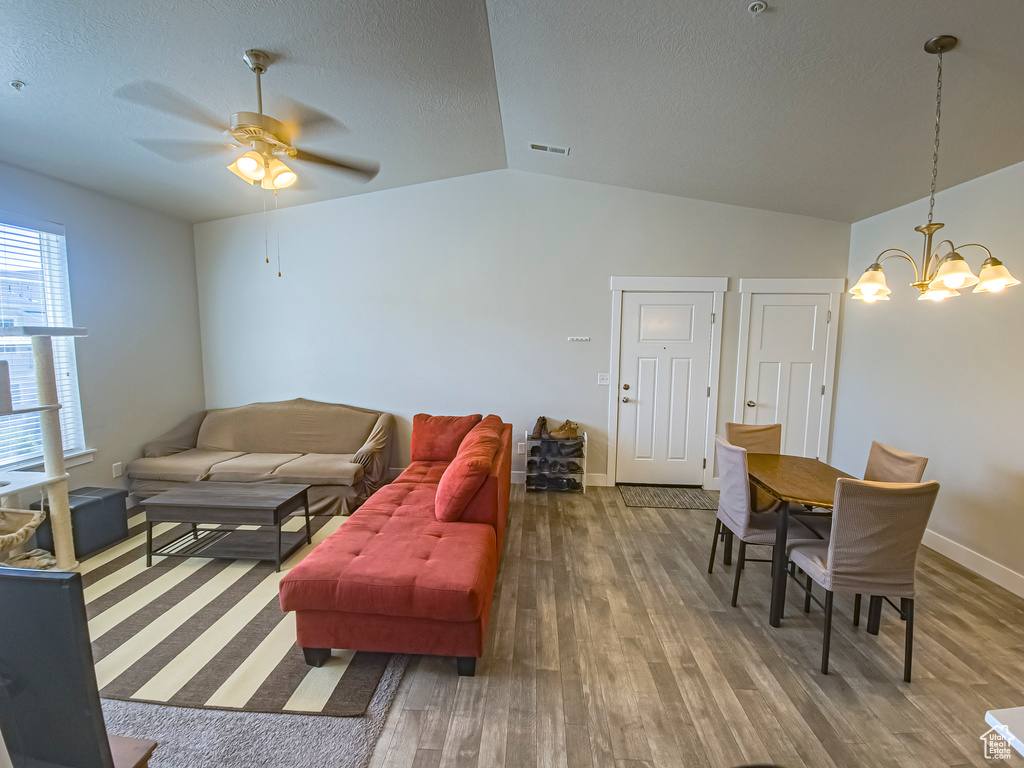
[3,0,1024,224]
[0,0,506,222]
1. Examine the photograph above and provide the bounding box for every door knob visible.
[622,397,630,403]
[622,384,630,390]
[746,400,756,407]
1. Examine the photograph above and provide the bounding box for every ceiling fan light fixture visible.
[264,157,297,189]
[235,150,266,180]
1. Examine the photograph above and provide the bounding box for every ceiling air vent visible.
[529,143,570,156]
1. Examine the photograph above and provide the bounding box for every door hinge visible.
[822,384,826,395]
[827,310,832,323]
[703,458,707,469]
[711,312,715,324]
[707,386,711,397]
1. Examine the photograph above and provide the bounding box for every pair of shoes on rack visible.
[539,457,550,472]
[565,461,584,473]
[527,459,538,471]
[557,440,583,458]
[549,420,578,439]
[530,416,551,439]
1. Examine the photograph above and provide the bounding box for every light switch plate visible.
[597,373,610,386]
[517,443,525,455]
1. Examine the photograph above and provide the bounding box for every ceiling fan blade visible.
[134,139,236,162]
[116,81,229,133]
[293,149,379,181]
[272,97,348,140]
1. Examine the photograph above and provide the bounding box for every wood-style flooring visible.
[369,486,1024,768]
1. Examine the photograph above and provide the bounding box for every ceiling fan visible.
[119,49,379,190]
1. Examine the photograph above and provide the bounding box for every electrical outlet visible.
[112,461,123,478]
[517,443,526,455]
[598,373,610,386]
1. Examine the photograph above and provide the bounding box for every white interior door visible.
[616,292,713,484]
[738,292,833,458]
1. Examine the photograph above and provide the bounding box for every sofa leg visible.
[303,647,332,667]
[456,657,476,677]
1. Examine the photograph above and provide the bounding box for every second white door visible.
[616,292,714,484]
[738,292,833,458]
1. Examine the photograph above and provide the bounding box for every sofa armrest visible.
[142,411,207,458]
[351,412,395,495]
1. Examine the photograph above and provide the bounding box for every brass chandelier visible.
[850,35,1019,303]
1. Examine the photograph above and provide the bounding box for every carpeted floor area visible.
[82,510,396,717]
[618,483,719,509]
[102,654,409,768]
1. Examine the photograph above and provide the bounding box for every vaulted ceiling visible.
[3,0,1024,224]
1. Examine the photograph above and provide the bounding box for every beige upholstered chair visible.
[708,437,818,607]
[788,478,940,681]
[725,422,782,454]
[864,441,928,483]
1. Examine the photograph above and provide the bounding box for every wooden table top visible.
[143,481,310,510]
[746,454,853,509]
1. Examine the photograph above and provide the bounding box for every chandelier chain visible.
[928,51,943,224]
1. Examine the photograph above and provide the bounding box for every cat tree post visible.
[31,334,76,570]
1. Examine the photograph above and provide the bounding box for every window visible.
[0,212,85,468]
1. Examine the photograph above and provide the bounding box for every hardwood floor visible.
[369,486,1024,768]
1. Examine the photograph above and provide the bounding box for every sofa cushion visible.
[434,415,503,522]
[410,414,482,461]
[127,449,246,483]
[393,460,449,485]
[279,515,497,623]
[197,398,381,454]
[271,453,364,486]
[206,453,303,482]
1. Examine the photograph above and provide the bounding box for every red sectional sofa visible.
[279,414,512,676]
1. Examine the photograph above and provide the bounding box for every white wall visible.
[195,169,849,478]
[0,162,206,489]
[832,160,1024,595]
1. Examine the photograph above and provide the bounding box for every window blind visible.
[0,213,86,468]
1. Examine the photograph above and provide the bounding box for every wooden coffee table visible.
[143,482,311,572]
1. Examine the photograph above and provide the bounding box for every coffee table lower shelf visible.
[150,527,307,569]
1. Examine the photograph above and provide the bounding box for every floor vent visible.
[529,143,570,156]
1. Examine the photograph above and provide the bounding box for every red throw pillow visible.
[435,415,503,522]
[410,414,482,461]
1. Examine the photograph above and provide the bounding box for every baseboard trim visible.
[922,529,1024,599]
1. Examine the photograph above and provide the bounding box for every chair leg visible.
[730,541,746,607]
[804,575,813,613]
[903,598,915,683]
[821,590,834,675]
[867,595,883,635]
[723,529,733,566]
[708,519,721,574]
[853,593,861,627]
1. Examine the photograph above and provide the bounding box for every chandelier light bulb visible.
[974,257,1021,293]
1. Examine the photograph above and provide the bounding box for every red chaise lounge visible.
[278,413,512,676]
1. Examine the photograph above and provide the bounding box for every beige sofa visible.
[127,398,394,515]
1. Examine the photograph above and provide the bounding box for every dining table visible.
[746,453,853,627]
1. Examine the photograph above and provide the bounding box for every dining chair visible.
[863,441,929,483]
[849,441,930,626]
[725,422,782,454]
[787,477,940,681]
[708,436,819,607]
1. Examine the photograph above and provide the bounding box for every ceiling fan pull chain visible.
[263,192,269,264]
[275,190,282,277]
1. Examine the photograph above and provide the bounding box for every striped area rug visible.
[81,511,400,718]
[618,484,719,510]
